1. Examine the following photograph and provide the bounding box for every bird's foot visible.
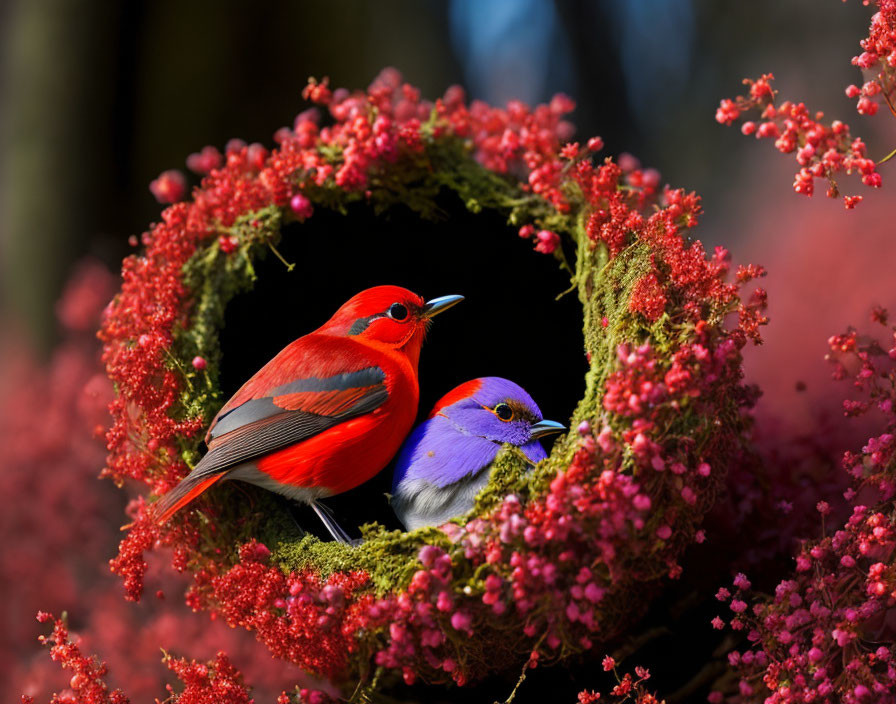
[311,500,357,545]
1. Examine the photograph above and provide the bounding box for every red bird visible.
[153,285,463,541]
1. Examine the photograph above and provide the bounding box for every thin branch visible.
[267,241,296,271]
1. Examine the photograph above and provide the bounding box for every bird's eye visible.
[387,303,409,321]
[494,403,514,422]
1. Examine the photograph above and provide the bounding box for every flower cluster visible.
[28,612,130,704]
[161,651,253,704]
[28,614,273,704]
[846,1,896,117]
[714,310,896,703]
[716,74,881,208]
[300,68,577,208]
[574,656,661,704]
[185,541,371,680]
[571,154,766,337]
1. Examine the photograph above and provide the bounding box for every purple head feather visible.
[392,377,553,490]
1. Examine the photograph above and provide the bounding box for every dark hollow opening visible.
[216,190,586,538]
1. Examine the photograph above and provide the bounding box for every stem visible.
[556,237,575,277]
[882,85,896,120]
[352,667,393,704]
[497,632,547,704]
[878,145,896,165]
[555,279,578,301]
[499,663,530,704]
[162,347,194,392]
[267,241,296,271]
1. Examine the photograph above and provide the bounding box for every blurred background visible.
[1,0,893,701]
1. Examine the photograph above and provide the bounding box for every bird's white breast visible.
[392,466,493,531]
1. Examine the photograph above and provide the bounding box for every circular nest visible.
[101,70,765,692]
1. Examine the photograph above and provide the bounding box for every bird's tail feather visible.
[153,472,226,525]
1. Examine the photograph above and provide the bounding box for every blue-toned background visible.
[0,0,879,350]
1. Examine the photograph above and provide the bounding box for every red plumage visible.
[153,285,462,538]
[427,378,484,418]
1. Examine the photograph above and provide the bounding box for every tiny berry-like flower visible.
[450,610,473,633]
[290,193,314,219]
[218,235,239,254]
[560,143,580,160]
[716,588,731,601]
[149,169,187,203]
[186,145,223,174]
[534,229,560,254]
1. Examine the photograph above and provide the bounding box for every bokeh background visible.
[1,0,893,701]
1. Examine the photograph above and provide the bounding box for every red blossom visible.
[149,169,187,204]
[186,146,223,175]
[162,651,252,704]
[190,540,371,679]
[32,613,263,704]
[289,193,313,219]
[534,229,561,254]
[581,660,661,704]
[3,260,303,701]
[54,259,117,332]
[848,1,896,117]
[33,613,130,704]
[629,272,666,322]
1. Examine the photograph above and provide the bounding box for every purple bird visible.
[390,377,565,531]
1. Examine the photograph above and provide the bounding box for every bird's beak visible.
[422,294,464,318]
[529,419,566,440]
